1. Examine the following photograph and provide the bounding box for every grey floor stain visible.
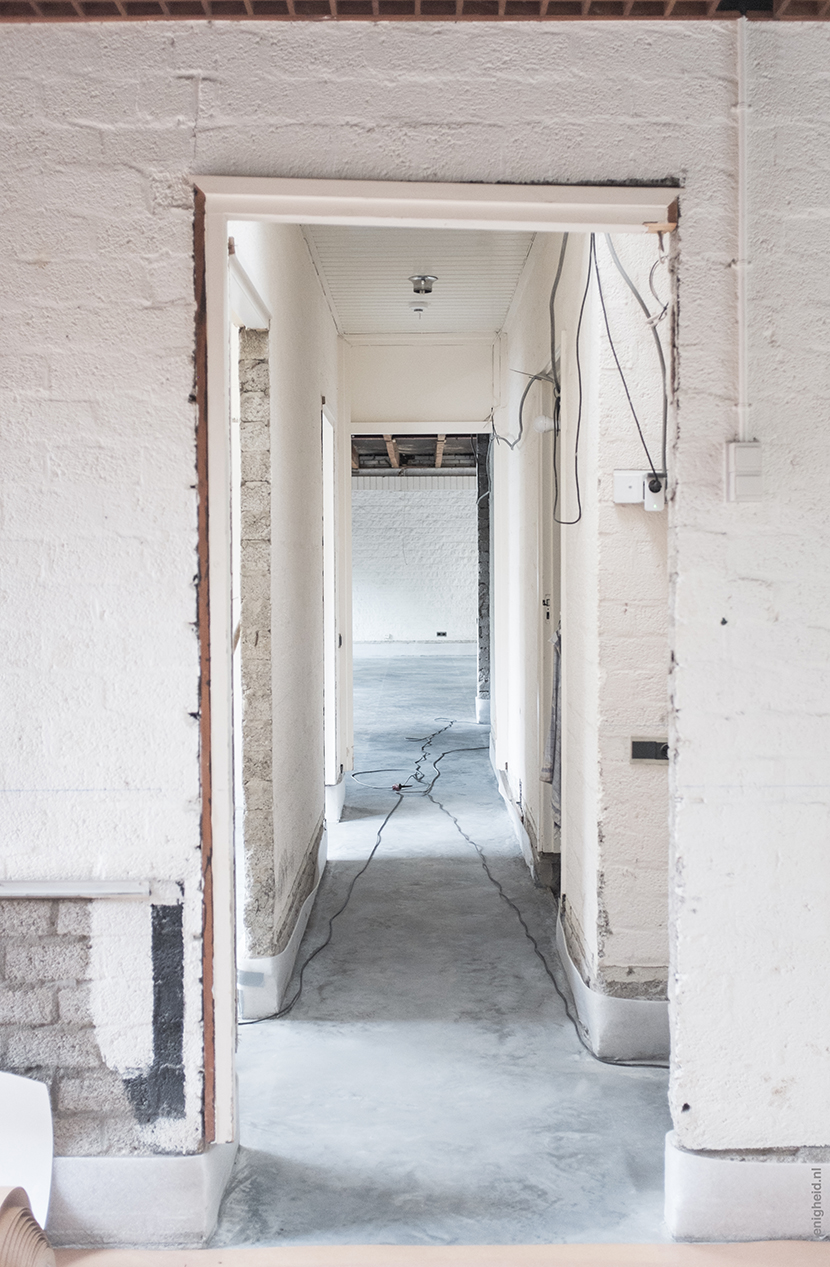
[211,655,671,1247]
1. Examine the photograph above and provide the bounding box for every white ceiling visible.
[302,225,535,337]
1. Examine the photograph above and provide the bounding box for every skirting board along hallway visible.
[237,832,328,1022]
[53,1242,830,1266]
[555,915,670,1063]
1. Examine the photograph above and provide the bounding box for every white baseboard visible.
[325,778,346,824]
[237,830,328,1022]
[475,695,490,725]
[555,914,669,1062]
[665,1130,829,1241]
[495,768,534,871]
[48,1141,237,1249]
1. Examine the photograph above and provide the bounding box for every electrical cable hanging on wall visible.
[494,230,671,518]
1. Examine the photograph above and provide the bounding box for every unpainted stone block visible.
[240,540,269,576]
[241,502,271,544]
[242,627,271,662]
[102,1115,151,1154]
[241,775,273,813]
[6,1025,102,1070]
[57,983,93,1025]
[241,451,270,482]
[55,901,92,937]
[0,986,58,1026]
[241,594,271,630]
[0,900,55,939]
[243,718,273,756]
[58,1068,132,1115]
[242,750,272,783]
[240,424,270,457]
[5,939,89,985]
[240,391,269,424]
[239,358,269,393]
[52,1113,105,1157]
[239,329,268,360]
[241,659,271,697]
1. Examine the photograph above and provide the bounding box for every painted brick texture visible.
[0,900,138,1156]
[352,484,477,644]
[0,20,828,1157]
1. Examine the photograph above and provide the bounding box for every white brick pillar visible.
[559,234,671,1062]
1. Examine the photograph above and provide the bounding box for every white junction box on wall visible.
[613,470,665,512]
[726,440,762,502]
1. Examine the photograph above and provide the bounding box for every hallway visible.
[212,656,671,1248]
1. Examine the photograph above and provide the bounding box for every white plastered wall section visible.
[557,233,670,1004]
[669,28,830,1153]
[492,233,566,859]
[348,341,494,428]
[1,18,829,1246]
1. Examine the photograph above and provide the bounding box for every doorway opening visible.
[198,176,678,1242]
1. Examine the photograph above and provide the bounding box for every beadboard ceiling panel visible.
[303,225,536,336]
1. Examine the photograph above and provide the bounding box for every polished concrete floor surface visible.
[212,656,672,1248]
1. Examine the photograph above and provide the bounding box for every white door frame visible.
[196,175,679,1143]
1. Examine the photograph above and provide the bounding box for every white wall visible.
[352,479,477,644]
[491,234,564,858]
[557,234,670,998]
[2,20,830,1176]
[348,340,494,426]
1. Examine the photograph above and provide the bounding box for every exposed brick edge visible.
[194,188,215,1145]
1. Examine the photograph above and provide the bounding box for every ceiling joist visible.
[0,1,819,18]
[354,433,477,474]
[383,435,400,469]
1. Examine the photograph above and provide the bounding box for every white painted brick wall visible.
[0,20,828,1158]
[352,482,477,644]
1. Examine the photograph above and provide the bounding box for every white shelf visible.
[0,880,151,899]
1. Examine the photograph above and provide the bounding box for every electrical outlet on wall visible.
[613,470,665,512]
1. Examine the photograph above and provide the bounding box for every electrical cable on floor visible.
[427,786,669,1072]
[243,720,668,1069]
[239,721,487,1025]
[238,793,404,1025]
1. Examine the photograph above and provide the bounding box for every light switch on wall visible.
[726,441,762,502]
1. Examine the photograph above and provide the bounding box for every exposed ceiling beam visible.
[383,435,400,468]
[435,435,446,469]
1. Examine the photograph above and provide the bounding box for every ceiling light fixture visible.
[409,275,438,295]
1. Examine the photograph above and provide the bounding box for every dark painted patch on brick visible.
[125,905,185,1123]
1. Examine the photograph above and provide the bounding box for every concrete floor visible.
[212,656,672,1248]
